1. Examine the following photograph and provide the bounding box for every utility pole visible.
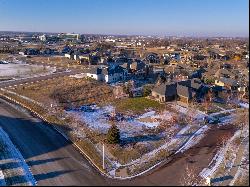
[102,143,105,170]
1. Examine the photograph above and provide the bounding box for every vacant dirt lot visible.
[11,76,113,109]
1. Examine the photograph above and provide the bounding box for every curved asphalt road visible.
[0,98,230,186]
[0,99,112,185]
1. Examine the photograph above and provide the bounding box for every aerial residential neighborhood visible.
[0,0,249,186]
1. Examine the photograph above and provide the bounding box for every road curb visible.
[0,92,176,180]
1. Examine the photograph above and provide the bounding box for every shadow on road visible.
[0,113,73,160]
[26,157,68,166]
[34,170,75,182]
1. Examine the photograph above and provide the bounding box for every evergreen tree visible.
[107,124,120,144]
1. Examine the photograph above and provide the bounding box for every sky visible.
[0,0,249,37]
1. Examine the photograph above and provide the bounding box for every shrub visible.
[142,85,152,97]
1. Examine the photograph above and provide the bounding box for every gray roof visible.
[218,77,238,87]
[177,83,193,98]
[153,82,177,96]
[191,78,202,90]
[177,78,202,90]
[215,69,235,78]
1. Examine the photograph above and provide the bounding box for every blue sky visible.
[0,0,248,36]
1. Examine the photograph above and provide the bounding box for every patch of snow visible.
[199,130,242,179]
[138,111,156,119]
[133,120,159,128]
[70,73,86,79]
[218,114,235,124]
[153,111,173,121]
[120,124,192,167]
[172,104,206,120]
[67,105,114,133]
[0,63,55,79]
[209,109,236,117]
[239,102,249,109]
[200,148,225,179]
[176,125,209,154]
[68,106,173,136]
[0,170,6,186]
[108,169,116,176]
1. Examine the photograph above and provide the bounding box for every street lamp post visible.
[102,143,105,170]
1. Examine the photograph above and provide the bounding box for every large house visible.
[152,78,203,105]
[86,65,128,83]
[152,82,177,102]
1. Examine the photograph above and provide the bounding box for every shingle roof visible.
[215,69,235,78]
[152,82,177,96]
[177,78,202,90]
[177,83,192,98]
[191,78,202,90]
[218,77,238,87]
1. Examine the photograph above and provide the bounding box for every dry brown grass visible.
[30,56,83,67]
[12,76,113,109]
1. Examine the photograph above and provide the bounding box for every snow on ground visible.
[199,147,225,179]
[171,104,206,120]
[138,111,156,119]
[209,109,236,117]
[239,102,249,109]
[0,63,55,79]
[199,130,242,179]
[67,105,113,134]
[67,105,175,137]
[151,111,173,121]
[0,127,36,186]
[0,170,6,186]
[218,114,235,125]
[69,73,87,79]
[175,125,209,154]
[229,140,249,185]
[119,124,192,168]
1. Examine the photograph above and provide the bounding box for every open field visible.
[11,76,113,108]
[29,56,84,68]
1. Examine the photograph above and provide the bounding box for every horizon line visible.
[0,30,249,38]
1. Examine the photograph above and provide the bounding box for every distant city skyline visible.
[0,0,249,37]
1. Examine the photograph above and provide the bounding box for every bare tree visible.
[185,106,197,126]
[218,134,231,148]
[180,164,199,186]
[204,90,212,114]
[233,109,249,138]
